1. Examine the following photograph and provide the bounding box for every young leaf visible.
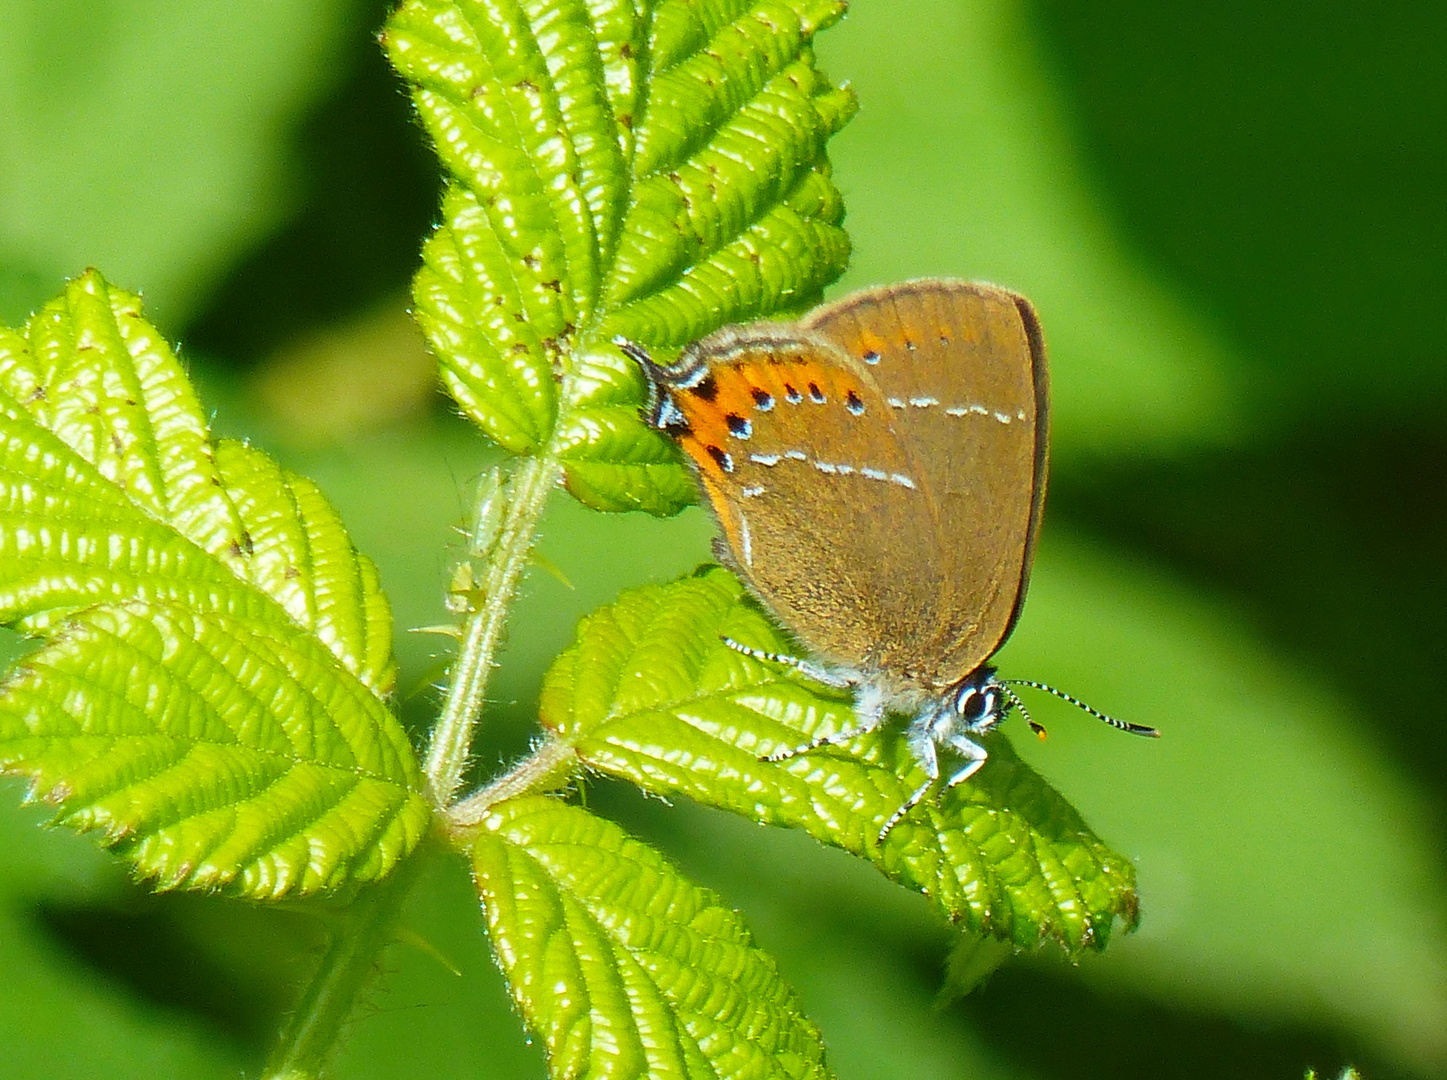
[383,0,855,513]
[540,568,1140,955]
[469,795,832,1080]
[0,271,430,899]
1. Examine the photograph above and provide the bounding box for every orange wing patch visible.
[671,354,873,479]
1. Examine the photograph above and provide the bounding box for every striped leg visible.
[877,723,942,841]
[723,638,888,762]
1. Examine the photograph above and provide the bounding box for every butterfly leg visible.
[939,732,990,793]
[722,637,852,687]
[724,639,890,763]
[878,722,943,842]
[761,681,887,762]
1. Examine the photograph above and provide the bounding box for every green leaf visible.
[470,795,832,1080]
[540,567,1139,955]
[383,0,855,511]
[0,271,430,899]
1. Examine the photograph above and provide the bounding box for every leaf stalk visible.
[446,735,577,830]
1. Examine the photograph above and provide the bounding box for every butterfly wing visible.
[650,324,954,683]
[802,280,1048,687]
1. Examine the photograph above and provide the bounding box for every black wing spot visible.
[784,383,803,403]
[862,349,881,365]
[706,444,734,472]
[845,390,865,415]
[807,382,826,403]
[751,387,774,410]
[725,413,751,438]
[690,373,719,401]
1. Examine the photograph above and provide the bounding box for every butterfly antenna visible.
[614,336,659,374]
[1000,679,1160,738]
[999,684,1047,740]
[615,337,685,429]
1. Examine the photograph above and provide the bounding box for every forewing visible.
[803,280,1048,685]
[657,327,949,676]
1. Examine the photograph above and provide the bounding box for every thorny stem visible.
[260,847,427,1080]
[447,735,576,829]
[264,450,567,1079]
[423,453,560,808]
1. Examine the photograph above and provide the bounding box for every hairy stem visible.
[424,453,560,807]
[447,735,576,828]
[260,849,426,1080]
[263,451,563,1078]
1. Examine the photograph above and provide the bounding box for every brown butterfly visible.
[624,280,1157,839]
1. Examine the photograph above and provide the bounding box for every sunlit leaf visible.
[540,567,1139,954]
[384,0,855,511]
[0,271,429,899]
[470,795,832,1080]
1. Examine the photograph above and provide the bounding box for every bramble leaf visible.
[383,0,855,513]
[540,568,1140,955]
[470,795,832,1080]
[0,271,430,899]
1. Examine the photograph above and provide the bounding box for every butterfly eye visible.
[954,684,998,726]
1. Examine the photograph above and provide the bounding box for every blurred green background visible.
[2,1,1444,1078]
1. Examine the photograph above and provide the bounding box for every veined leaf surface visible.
[0,272,429,899]
[471,795,832,1080]
[540,568,1140,954]
[384,0,855,513]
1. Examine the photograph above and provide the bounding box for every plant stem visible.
[260,849,425,1080]
[446,735,576,828]
[264,450,563,1077]
[424,452,559,808]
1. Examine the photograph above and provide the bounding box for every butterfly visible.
[623,280,1156,839]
